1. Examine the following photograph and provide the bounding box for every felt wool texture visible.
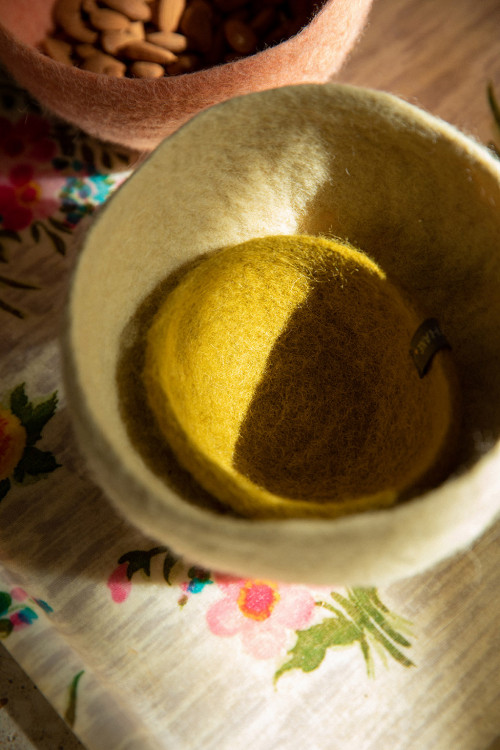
[0,0,373,151]
[62,83,500,586]
[142,235,458,519]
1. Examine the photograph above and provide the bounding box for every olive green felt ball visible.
[142,234,458,519]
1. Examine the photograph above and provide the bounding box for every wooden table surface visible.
[338,0,500,149]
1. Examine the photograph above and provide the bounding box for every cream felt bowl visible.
[0,0,372,151]
[63,83,500,586]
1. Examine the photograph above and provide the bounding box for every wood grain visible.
[337,0,500,146]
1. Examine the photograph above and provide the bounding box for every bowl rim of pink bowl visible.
[0,0,373,151]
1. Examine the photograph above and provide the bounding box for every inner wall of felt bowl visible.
[63,83,500,584]
[0,0,54,45]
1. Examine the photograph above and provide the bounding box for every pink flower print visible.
[10,587,28,602]
[206,575,315,660]
[107,562,132,603]
[9,607,38,630]
[0,114,57,164]
[0,164,61,231]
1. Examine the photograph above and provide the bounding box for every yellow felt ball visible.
[142,235,459,519]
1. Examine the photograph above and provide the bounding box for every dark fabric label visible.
[410,318,451,378]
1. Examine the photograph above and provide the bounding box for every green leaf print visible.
[1,384,60,499]
[0,229,22,243]
[26,396,58,443]
[9,383,30,422]
[331,590,414,668]
[10,386,58,445]
[275,588,414,682]
[0,591,12,616]
[275,613,362,682]
[30,223,41,243]
[64,670,85,728]
[0,298,25,319]
[163,548,180,585]
[118,546,170,580]
[347,588,412,649]
[0,619,13,638]
[14,446,60,481]
[47,217,72,234]
[0,275,38,291]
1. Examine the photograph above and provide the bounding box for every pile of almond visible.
[41,0,317,78]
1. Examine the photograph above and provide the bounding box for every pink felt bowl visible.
[0,0,372,151]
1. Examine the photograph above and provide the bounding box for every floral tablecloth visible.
[0,66,499,750]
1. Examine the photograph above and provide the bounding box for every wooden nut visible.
[224,18,257,54]
[263,22,289,47]
[249,6,277,36]
[130,60,166,77]
[54,0,98,43]
[99,0,152,22]
[82,0,132,30]
[213,0,248,13]
[146,30,188,53]
[226,7,250,23]
[204,24,225,65]
[75,42,98,58]
[156,0,186,33]
[81,51,127,75]
[41,37,74,65]
[45,0,295,78]
[101,22,145,54]
[165,53,200,74]
[179,0,214,54]
[120,39,178,63]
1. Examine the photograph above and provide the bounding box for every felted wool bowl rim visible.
[0,0,373,151]
[62,83,500,586]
